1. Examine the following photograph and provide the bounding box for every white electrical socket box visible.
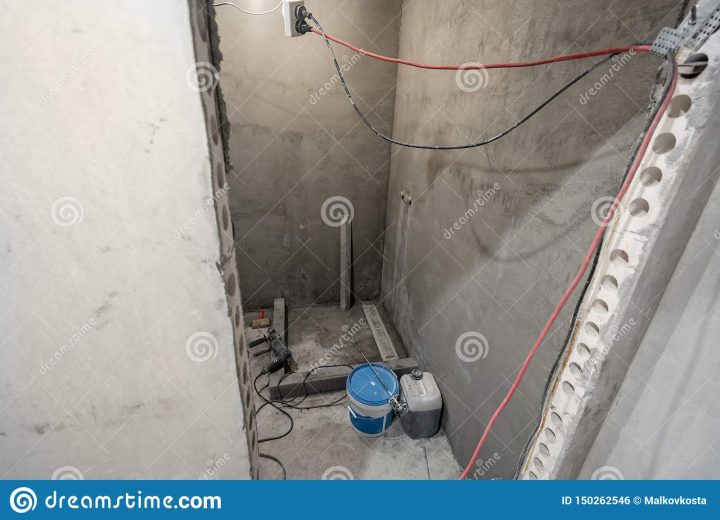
[282,0,304,37]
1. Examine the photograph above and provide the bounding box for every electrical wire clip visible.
[651,1,720,55]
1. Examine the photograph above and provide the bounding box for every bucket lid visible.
[347,364,399,407]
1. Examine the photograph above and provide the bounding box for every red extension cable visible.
[312,27,677,480]
[310,28,651,70]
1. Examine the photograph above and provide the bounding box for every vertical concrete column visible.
[340,217,352,311]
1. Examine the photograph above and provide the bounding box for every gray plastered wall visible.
[215,0,403,309]
[380,0,684,478]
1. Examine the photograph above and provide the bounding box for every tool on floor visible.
[249,329,294,374]
[253,347,271,358]
[399,370,443,439]
[251,309,271,329]
[248,335,270,348]
[248,334,272,357]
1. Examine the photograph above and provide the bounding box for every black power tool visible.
[248,329,292,375]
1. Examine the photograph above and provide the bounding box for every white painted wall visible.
[0,0,251,478]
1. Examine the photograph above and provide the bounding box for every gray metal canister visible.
[400,370,442,439]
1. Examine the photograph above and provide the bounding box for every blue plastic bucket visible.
[346,364,399,437]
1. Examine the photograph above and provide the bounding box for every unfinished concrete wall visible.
[216,0,402,309]
[382,0,683,478]
[0,0,252,479]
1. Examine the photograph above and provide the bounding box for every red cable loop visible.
[309,28,651,70]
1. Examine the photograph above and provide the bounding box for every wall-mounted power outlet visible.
[282,0,305,37]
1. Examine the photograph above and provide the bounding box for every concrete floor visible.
[246,303,408,374]
[288,304,381,371]
[245,304,460,480]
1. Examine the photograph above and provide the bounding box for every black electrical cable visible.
[259,452,287,480]
[255,381,276,414]
[512,247,603,478]
[310,14,632,151]
[275,364,354,410]
[253,373,294,443]
[513,51,677,478]
[252,363,355,480]
[254,374,291,480]
[276,372,307,406]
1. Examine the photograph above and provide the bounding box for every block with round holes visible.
[520,35,720,479]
